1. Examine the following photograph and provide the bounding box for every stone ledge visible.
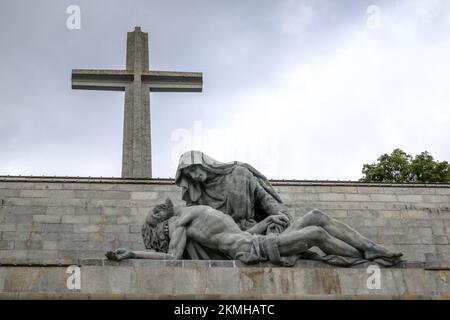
[1,292,449,300]
[79,258,430,269]
[1,175,450,188]
[1,264,449,298]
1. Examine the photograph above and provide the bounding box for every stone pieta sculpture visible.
[107,151,403,267]
[107,198,403,267]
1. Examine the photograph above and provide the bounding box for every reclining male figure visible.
[106,198,402,265]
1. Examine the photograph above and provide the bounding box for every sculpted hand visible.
[265,214,290,235]
[105,248,134,261]
[269,214,289,227]
[266,223,284,235]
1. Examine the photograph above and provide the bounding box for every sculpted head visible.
[146,198,175,227]
[141,198,174,253]
[182,165,209,183]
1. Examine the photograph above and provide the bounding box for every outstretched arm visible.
[106,213,192,261]
[130,226,187,260]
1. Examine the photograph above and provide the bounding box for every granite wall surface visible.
[0,260,449,299]
[0,177,449,265]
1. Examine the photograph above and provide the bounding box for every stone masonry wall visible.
[0,177,449,265]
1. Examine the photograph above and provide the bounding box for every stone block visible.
[44,224,73,233]
[0,189,20,197]
[20,190,75,199]
[130,207,150,217]
[0,250,27,261]
[0,224,16,232]
[239,268,267,295]
[73,224,100,233]
[90,233,115,242]
[133,266,175,294]
[330,186,358,194]
[364,218,386,227]
[414,219,432,227]
[293,268,342,295]
[172,268,207,294]
[104,225,128,233]
[11,206,46,215]
[117,216,131,224]
[19,190,49,198]
[39,232,58,241]
[60,233,89,241]
[0,182,35,189]
[435,188,450,195]
[424,195,450,203]
[431,223,447,236]
[318,193,346,202]
[381,210,401,219]
[401,210,429,219]
[27,250,58,262]
[432,235,449,245]
[81,266,133,294]
[32,183,63,190]
[91,200,130,208]
[75,190,131,200]
[57,250,80,263]
[87,216,104,224]
[14,241,43,250]
[357,186,386,194]
[58,240,88,251]
[46,207,76,216]
[43,241,58,250]
[33,215,61,224]
[303,186,331,193]
[397,195,425,203]
[61,216,90,224]
[0,240,14,250]
[5,215,33,224]
[345,194,371,202]
[102,207,131,216]
[370,194,398,202]
[75,207,102,215]
[131,192,159,200]
[206,267,240,295]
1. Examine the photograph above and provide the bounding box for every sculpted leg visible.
[277,226,362,258]
[285,209,402,260]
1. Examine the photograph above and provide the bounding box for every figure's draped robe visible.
[183,166,286,260]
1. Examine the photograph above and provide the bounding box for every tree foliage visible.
[361,149,450,183]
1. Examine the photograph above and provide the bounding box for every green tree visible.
[360,149,450,183]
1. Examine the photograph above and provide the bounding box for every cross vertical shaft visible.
[123,27,151,178]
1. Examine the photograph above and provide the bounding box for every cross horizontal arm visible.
[72,69,133,91]
[142,71,203,92]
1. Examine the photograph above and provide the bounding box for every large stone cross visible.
[71,26,202,178]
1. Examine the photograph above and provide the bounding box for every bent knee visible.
[303,209,330,226]
[303,225,328,241]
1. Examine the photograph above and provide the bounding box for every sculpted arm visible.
[251,180,291,234]
[106,211,193,261]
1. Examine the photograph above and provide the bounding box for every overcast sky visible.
[0,0,449,180]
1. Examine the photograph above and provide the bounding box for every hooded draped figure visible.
[174,150,290,260]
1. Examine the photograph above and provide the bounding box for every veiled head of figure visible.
[182,164,209,182]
